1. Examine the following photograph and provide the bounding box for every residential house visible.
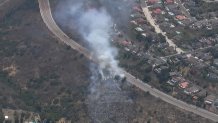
[153,8,163,14]
[176,15,187,21]
[179,81,189,89]
[167,76,181,86]
[147,0,158,5]
[204,95,216,105]
[165,0,174,4]
[184,85,200,95]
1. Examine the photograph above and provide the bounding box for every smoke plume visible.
[55,0,122,75]
[78,7,121,75]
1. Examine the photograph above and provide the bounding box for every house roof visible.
[176,15,187,20]
[184,85,200,94]
[148,0,157,4]
[135,27,144,32]
[165,0,174,4]
[121,40,131,46]
[141,33,147,37]
[153,8,162,14]
[205,95,216,104]
[179,81,189,89]
[130,20,138,25]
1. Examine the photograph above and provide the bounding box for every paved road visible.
[38,0,93,60]
[141,2,184,54]
[38,0,218,122]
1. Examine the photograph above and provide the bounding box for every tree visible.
[121,77,127,83]
[144,64,152,73]
[143,74,151,83]
[66,45,71,50]
[14,111,19,123]
[210,48,218,58]
[114,75,120,81]
[157,67,170,82]
[144,35,152,43]
[0,110,4,123]
[160,84,172,93]
[158,33,166,43]
[160,0,165,8]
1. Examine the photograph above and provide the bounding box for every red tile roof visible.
[153,8,162,14]
[148,0,157,4]
[165,0,174,4]
[121,40,131,46]
[179,81,189,89]
[176,15,187,20]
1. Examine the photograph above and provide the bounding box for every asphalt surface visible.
[38,0,93,60]
[38,0,218,122]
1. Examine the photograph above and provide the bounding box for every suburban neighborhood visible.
[110,0,218,117]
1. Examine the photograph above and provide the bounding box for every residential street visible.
[141,1,184,54]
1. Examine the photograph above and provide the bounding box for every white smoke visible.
[77,8,121,75]
[54,0,128,76]
[55,1,122,76]
[54,2,133,122]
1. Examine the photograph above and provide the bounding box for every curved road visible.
[38,0,93,60]
[38,0,218,122]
